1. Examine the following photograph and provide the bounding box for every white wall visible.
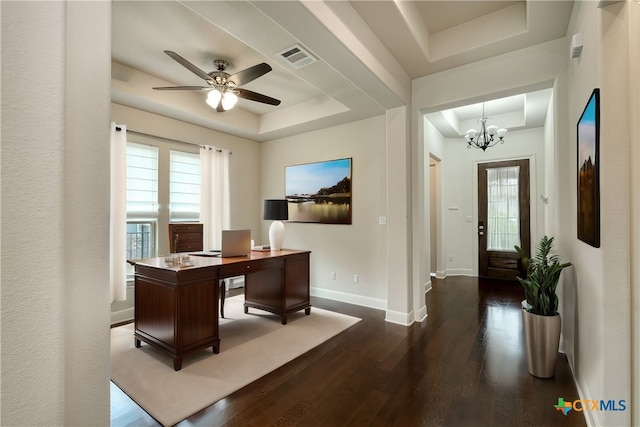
[560,2,633,426]
[260,116,388,309]
[439,127,546,276]
[1,2,111,425]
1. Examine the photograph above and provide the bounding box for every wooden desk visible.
[131,250,311,370]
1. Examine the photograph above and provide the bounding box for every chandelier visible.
[464,103,507,151]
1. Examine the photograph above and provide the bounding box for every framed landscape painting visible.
[285,157,352,224]
[577,88,600,247]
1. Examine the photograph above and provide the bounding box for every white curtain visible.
[200,146,230,250]
[110,123,127,302]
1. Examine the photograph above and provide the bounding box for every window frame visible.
[125,133,201,262]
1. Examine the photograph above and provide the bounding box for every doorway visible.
[429,157,440,278]
[477,159,531,280]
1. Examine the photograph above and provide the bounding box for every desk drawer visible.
[220,257,283,278]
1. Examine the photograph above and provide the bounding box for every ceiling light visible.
[206,89,222,109]
[221,91,238,111]
[464,102,507,151]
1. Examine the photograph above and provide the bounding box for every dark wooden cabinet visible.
[168,223,203,253]
[243,252,310,325]
[134,264,219,371]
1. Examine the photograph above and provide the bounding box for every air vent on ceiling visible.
[278,44,317,69]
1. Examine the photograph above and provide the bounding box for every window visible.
[125,142,158,277]
[124,137,200,278]
[126,222,154,260]
[170,150,200,222]
[486,166,520,251]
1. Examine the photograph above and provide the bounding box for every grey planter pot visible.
[522,308,561,378]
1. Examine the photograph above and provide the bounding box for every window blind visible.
[126,142,158,215]
[169,150,200,222]
[127,142,158,217]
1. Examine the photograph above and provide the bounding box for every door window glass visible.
[487,166,520,251]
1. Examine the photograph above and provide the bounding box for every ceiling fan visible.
[153,50,281,112]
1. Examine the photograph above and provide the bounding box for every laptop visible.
[190,229,251,258]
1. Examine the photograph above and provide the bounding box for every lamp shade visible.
[263,199,289,220]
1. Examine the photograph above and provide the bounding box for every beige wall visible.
[630,2,640,425]
[561,2,633,426]
[260,116,389,308]
[1,2,111,425]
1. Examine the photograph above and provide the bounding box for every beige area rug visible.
[111,295,360,426]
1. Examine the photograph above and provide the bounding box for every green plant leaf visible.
[514,235,571,315]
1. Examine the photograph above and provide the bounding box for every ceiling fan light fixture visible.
[221,91,238,110]
[154,51,281,112]
[206,89,222,109]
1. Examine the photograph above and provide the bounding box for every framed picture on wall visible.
[577,88,600,248]
[285,157,352,224]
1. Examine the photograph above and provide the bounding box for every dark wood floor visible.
[111,276,586,427]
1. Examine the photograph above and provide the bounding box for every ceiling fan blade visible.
[164,50,212,82]
[228,63,272,86]
[236,88,281,106]
[153,86,210,90]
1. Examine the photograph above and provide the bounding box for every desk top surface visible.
[130,249,310,272]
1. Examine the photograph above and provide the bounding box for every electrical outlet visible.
[449,255,453,262]
[353,274,359,283]
[330,271,336,280]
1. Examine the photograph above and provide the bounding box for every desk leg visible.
[173,358,183,371]
[135,338,141,348]
[220,280,226,318]
[305,307,311,315]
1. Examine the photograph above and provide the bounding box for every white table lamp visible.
[263,199,289,250]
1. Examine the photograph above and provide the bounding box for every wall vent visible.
[278,44,317,69]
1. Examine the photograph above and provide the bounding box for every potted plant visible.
[515,235,571,378]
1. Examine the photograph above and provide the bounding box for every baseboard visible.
[385,309,414,326]
[310,286,428,326]
[435,269,475,278]
[425,280,432,293]
[111,307,134,326]
[414,304,427,323]
[310,286,386,311]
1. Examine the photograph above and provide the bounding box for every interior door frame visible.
[473,157,534,279]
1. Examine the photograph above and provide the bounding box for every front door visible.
[478,159,530,280]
